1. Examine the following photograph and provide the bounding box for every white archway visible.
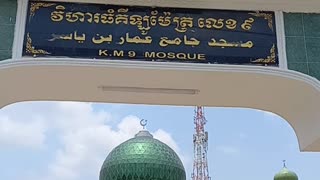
[1,58,320,151]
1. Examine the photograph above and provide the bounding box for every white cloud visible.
[117,115,142,135]
[0,116,46,148]
[53,102,112,131]
[153,129,179,151]
[0,101,190,180]
[45,116,142,180]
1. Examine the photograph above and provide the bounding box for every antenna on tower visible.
[192,106,211,180]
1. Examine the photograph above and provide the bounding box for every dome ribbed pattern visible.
[274,168,298,180]
[100,130,186,180]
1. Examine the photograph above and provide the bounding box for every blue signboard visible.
[23,1,278,66]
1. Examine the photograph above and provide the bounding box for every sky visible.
[0,101,319,180]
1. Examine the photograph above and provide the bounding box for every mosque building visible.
[99,128,186,180]
[97,113,301,180]
[274,162,299,180]
[99,121,299,180]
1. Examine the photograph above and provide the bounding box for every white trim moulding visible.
[12,0,28,60]
[275,11,288,69]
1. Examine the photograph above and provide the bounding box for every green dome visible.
[100,130,186,180]
[274,167,298,180]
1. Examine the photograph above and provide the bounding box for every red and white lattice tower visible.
[192,106,211,180]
